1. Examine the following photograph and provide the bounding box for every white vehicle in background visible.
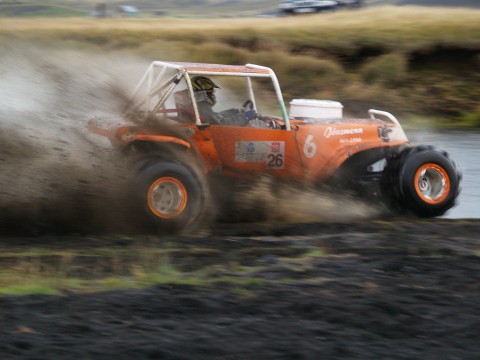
[278,0,338,14]
[278,0,362,14]
[336,0,362,7]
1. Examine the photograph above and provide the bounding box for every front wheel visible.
[134,161,208,234]
[382,147,460,217]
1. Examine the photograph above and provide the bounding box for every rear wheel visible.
[134,161,208,234]
[382,147,460,217]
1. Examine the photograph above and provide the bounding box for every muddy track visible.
[0,219,480,359]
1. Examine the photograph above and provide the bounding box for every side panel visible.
[295,122,408,182]
[200,125,304,179]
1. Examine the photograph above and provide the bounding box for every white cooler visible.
[289,99,343,120]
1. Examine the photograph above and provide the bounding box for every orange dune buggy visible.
[88,61,461,232]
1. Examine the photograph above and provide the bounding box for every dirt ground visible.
[1,219,480,359]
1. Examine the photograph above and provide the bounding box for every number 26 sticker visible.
[304,135,317,158]
[267,153,284,168]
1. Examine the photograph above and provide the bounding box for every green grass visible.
[0,259,263,295]
[0,237,333,295]
[303,248,328,258]
[0,256,195,295]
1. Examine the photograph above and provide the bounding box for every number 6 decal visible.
[304,135,317,158]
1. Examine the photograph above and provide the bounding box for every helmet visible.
[191,76,219,106]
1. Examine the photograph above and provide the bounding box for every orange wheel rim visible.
[147,177,188,218]
[414,163,450,204]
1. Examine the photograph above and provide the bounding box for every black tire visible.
[382,146,460,218]
[134,161,208,234]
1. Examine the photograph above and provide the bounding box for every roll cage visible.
[126,61,292,131]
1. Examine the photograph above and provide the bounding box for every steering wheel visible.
[241,100,281,129]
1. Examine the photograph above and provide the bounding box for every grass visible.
[302,248,328,258]
[2,7,478,47]
[0,257,269,295]
[0,235,332,295]
[0,254,200,295]
[0,6,479,125]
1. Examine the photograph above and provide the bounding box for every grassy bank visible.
[1,6,479,126]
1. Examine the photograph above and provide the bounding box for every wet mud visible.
[1,219,480,359]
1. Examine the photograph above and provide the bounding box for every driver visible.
[191,76,257,126]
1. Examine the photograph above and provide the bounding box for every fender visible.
[87,119,191,149]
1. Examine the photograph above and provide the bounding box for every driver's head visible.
[191,76,219,106]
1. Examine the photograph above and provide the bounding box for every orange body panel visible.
[292,120,407,181]
[89,115,408,183]
[182,120,406,182]
[199,125,303,178]
[88,119,191,149]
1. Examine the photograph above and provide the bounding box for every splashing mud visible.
[231,176,377,223]
[0,45,147,234]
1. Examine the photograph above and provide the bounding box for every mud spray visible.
[0,44,149,234]
[0,43,376,235]
[231,176,377,224]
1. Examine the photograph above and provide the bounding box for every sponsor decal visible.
[271,141,281,153]
[324,127,364,138]
[235,141,285,169]
[339,138,362,144]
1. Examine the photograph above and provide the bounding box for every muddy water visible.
[407,131,480,219]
